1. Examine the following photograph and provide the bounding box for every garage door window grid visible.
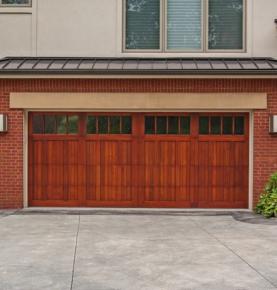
[199,116,245,135]
[32,114,79,135]
[87,116,132,135]
[145,116,190,135]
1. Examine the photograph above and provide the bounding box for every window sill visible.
[0,7,32,14]
[119,51,249,58]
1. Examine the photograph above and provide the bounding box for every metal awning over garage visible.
[0,57,276,75]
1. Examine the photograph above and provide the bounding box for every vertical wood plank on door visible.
[176,141,191,202]
[45,140,64,201]
[32,141,43,201]
[85,141,99,201]
[66,141,79,201]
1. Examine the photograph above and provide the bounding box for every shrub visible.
[256,172,277,218]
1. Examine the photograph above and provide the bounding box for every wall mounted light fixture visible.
[0,114,8,133]
[269,115,277,134]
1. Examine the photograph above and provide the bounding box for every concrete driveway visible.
[0,210,277,290]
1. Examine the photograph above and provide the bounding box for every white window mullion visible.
[205,0,209,52]
[161,0,165,52]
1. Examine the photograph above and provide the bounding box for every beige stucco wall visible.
[10,92,267,110]
[0,13,32,57]
[252,0,277,57]
[0,0,276,58]
[36,0,118,57]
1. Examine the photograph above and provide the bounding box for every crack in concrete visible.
[70,213,80,290]
[189,217,277,289]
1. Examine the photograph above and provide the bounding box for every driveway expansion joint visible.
[70,213,80,290]
[189,217,277,289]
[16,209,277,225]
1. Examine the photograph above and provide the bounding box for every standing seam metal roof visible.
[0,57,276,75]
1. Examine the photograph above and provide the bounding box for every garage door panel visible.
[223,167,234,188]
[234,142,248,166]
[198,142,210,166]
[236,186,248,203]
[189,166,199,187]
[197,167,210,187]
[197,187,210,203]
[176,187,190,201]
[176,165,189,186]
[144,187,154,201]
[86,165,99,201]
[144,141,159,165]
[44,141,65,200]
[223,188,233,204]
[86,142,100,165]
[210,167,224,187]
[211,187,225,202]
[100,141,132,202]
[143,141,177,202]
[176,142,191,166]
[85,140,133,203]
[42,140,81,201]
[160,142,176,165]
[46,141,64,165]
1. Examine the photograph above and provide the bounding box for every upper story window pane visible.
[167,0,202,50]
[208,0,244,50]
[0,0,31,5]
[125,0,160,50]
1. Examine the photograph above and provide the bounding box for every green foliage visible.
[256,172,277,218]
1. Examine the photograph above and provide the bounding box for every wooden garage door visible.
[28,113,249,208]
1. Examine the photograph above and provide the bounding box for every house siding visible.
[0,78,277,209]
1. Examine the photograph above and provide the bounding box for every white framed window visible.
[0,0,31,6]
[123,0,246,52]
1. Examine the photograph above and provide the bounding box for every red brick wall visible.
[0,78,277,209]
[0,92,23,209]
[253,93,277,205]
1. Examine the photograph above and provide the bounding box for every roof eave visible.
[0,69,276,76]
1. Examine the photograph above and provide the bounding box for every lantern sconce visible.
[269,115,277,134]
[0,114,8,133]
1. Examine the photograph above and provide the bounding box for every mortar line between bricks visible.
[189,217,277,289]
[70,213,80,290]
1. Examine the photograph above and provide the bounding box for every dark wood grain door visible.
[28,112,249,208]
[83,114,135,206]
[140,114,249,208]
